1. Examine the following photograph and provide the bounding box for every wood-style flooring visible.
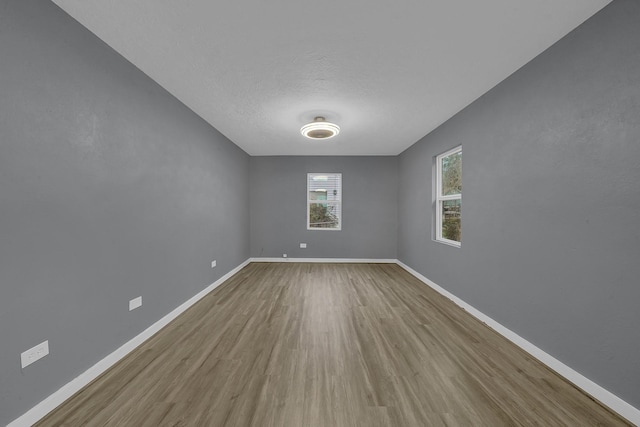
[37,263,631,426]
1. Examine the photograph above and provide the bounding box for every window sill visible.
[434,238,461,248]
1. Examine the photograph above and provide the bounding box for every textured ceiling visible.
[52,0,610,156]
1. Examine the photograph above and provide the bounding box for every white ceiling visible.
[52,0,610,156]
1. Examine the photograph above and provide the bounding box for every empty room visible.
[2,0,639,425]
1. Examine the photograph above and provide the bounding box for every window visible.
[307,173,342,230]
[436,146,461,246]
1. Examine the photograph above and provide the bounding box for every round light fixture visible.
[301,117,340,140]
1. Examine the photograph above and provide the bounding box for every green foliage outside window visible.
[442,151,462,196]
[438,148,461,243]
[309,203,338,228]
[442,199,461,242]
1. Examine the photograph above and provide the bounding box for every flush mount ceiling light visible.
[300,117,340,140]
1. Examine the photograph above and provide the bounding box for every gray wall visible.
[398,0,640,408]
[250,157,398,259]
[0,0,250,424]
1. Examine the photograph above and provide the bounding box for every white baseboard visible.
[250,257,397,263]
[396,260,640,425]
[8,259,251,427]
[11,258,638,426]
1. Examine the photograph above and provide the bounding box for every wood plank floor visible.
[37,263,631,426]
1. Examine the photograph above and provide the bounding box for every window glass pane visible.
[309,190,327,201]
[441,151,462,196]
[441,199,461,242]
[309,202,340,229]
[308,173,341,230]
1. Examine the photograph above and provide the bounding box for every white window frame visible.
[435,146,461,247]
[307,173,342,231]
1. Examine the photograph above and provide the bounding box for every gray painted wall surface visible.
[250,157,398,259]
[398,0,640,407]
[0,0,249,423]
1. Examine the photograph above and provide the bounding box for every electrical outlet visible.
[283,254,288,258]
[211,260,217,268]
[300,243,307,248]
[129,296,142,311]
[21,340,49,369]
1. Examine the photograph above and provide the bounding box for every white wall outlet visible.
[21,340,49,369]
[129,296,142,311]
[300,243,307,248]
[211,260,217,268]
[283,253,288,258]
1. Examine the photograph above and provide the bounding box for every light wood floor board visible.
[36,263,631,426]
